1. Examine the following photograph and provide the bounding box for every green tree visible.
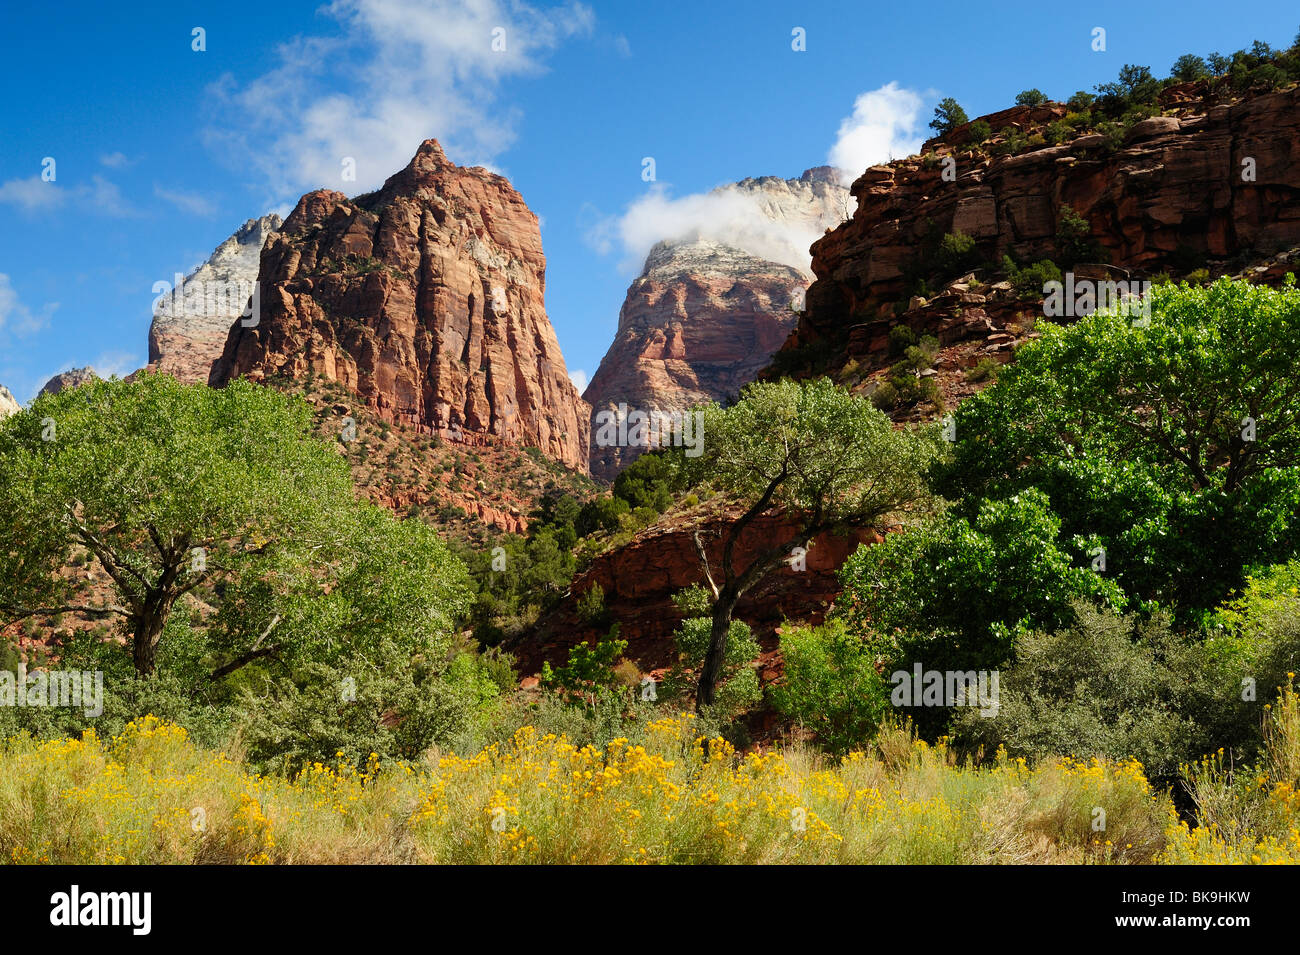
[929,98,969,134]
[771,619,891,754]
[838,489,1125,672]
[1171,54,1210,82]
[679,378,939,707]
[0,374,471,677]
[932,278,1300,614]
[1014,89,1049,106]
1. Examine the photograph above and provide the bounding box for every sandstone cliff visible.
[211,140,590,472]
[585,169,850,480]
[778,84,1300,383]
[515,500,881,677]
[148,214,282,383]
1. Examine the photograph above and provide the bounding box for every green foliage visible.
[1056,205,1105,267]
[839,489,1125,676]
[929,97,968,134]
[770,619,891,754]
[1066,90,1096,111]
[952,604,1232,782]
[932,279,1300,618]
[966,120,992,145]
[540,630,630,711]
[0,375,471,682]
[1001,255,1062,298]
[1171,54,1210,82]
[934,230,980,277]
[1014,89,1049,106]
[964,357,1002,383]
[681,378,940,524]
[1094,64,1160,116]
[612,450,681,512]
[575,582,610,626]
[664,615,761,725]
[1043,120,1073,145]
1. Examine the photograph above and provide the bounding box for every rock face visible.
[514,504,881,676]
[784,86,1300,363]
[148,214,283,383]
[211,140,590,472]
[0,385,19,418]
[39,367,99,396]
[584,170,851,480]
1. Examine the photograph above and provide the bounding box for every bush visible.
[1066,90,1096,111]
[952,605,1220,782]
[838,489,1127,682]
[1056,205,1105,267]
[771,620,891,753]
[966,119,992,144]
[934,230,980,277]
[1014,89,1049,106]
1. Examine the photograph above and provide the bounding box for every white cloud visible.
[0,274,58,337]
[584,82,923,277]
[100,152,130,168]
[206,0,595,200]
[827,82,926,184]
[154,185,217,217]
[0,177,63,212]
[0,174,135,216]
[568,368,588,395]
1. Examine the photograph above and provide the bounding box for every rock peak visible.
[211,144,589,471]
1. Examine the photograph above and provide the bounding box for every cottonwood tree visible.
[0,374,469,677]
[680,377,940,708]
[933,276,1300,612]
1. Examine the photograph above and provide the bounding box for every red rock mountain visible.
[211,140,590,472]
[584,169,850,480]
[39,366,100,396]
[778,84,1300,382]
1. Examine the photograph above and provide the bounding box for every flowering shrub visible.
[0,714,1181,865]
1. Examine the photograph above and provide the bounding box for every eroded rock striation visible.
[211,140,590,472]
[782,85,1300,372]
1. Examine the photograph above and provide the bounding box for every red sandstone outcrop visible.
[585,171,851,480]
[514,503,881,675]
[39,366,99,396]
[782,85,1300,369]
[210,140,590,472]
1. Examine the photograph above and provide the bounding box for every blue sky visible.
[1,0,1297,402]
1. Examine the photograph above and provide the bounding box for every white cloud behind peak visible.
[206,0,595,203]
[827,82,927,185]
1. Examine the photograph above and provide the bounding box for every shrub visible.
[966,119,992,144]
[771,620,891,753]
[934,230,980,277]
[952,605,1221,782]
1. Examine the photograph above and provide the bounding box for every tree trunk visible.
[131,592,173,677]
[696,586,740,709]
